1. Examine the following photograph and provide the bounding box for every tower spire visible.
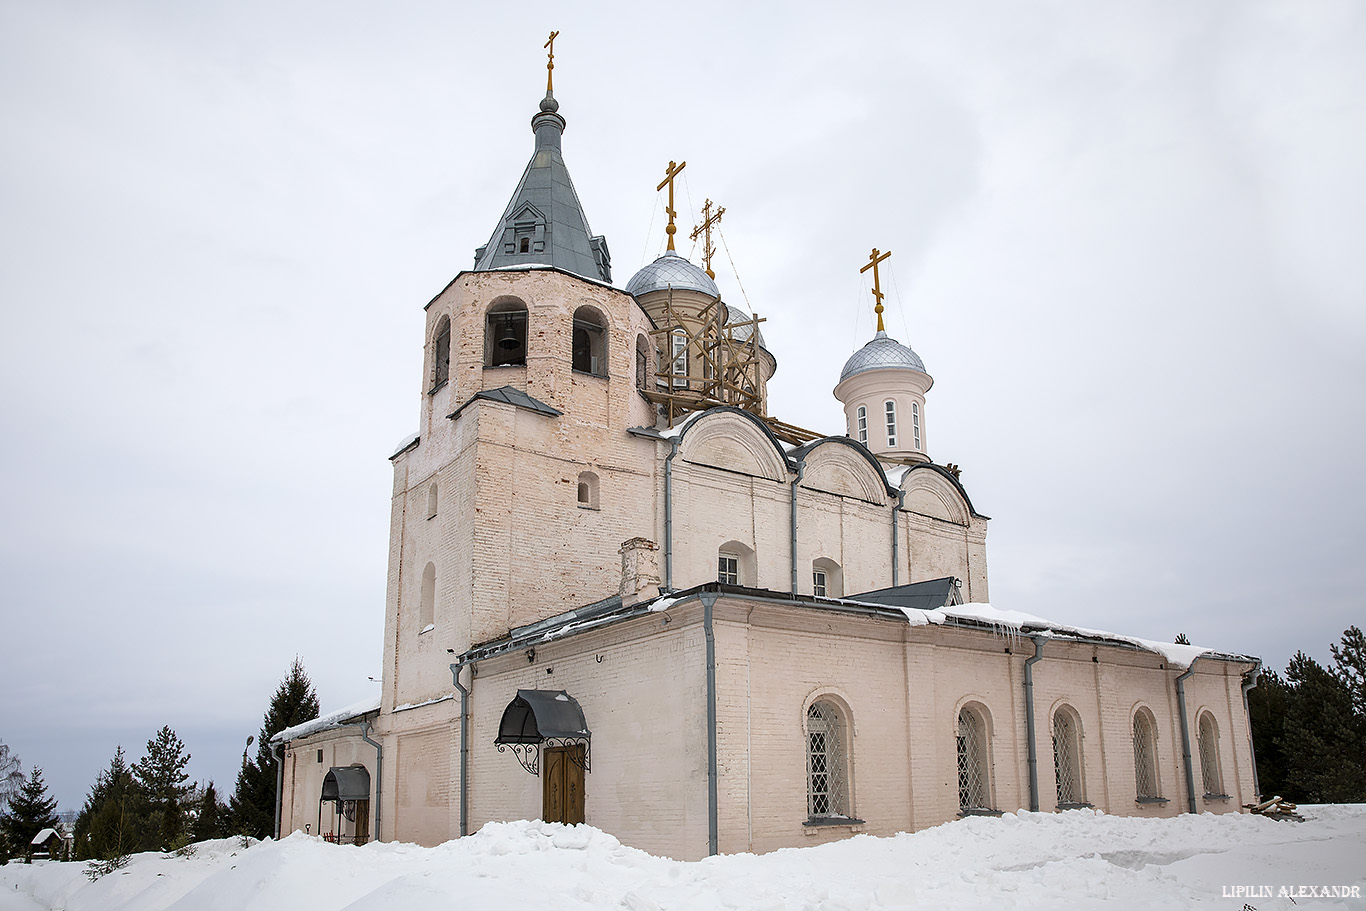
[860,247,892,333]
[690,199,725,279]
[657,160,687,252]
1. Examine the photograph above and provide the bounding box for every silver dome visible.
[625,250,719,298]
[724,301,768,349]
[839,331,926,380]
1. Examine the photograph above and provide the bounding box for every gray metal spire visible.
[472,90,611,283]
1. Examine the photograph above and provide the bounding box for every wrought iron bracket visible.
[496,737,591,776]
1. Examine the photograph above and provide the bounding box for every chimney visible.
[618,537,661,608]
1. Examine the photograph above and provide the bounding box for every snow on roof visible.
[272,694,381,744]
[885,601,1217,668]
[389,432,419,459]
[31,828,59,845]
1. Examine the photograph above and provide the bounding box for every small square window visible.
[718,553,739,585]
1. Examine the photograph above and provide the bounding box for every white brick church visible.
[272,56,1261,860]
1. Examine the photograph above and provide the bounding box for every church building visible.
[272,45,1262,860]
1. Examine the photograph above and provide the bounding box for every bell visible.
[496,317,520,350]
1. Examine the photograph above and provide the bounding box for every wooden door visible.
[354,799,370,844]
[542,745,585,825]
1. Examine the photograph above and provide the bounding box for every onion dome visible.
[625,250,719,298]
[723,300,767,348]
[839,330,926,380]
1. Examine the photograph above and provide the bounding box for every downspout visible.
[357,722,384,841]
[663,436,681,592]
[701,591,719,856]
[448,659,475,837]
[790,458,806,594]
[1023,634,1048,812]
[271,741,285,839]
[1240,659,1263,801]
[1175,657,1200,815]
[891,490,905,587]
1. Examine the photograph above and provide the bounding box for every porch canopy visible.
[321,765,371,802]
[494,689,591,774]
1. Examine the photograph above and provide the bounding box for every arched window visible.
[812,557,842,598]
[884,400,898,448]
[912,402,921,451]
[806,700,851,819]
[572,306,607,376]
[485,299,528,367]
[671,329,689,388]
[418,562,436,632]
[1052,705,1085,808]
[576,470,599,510]
[717,541,755,587]
[426,482,438,519]
[1197,712,1225,798]
[957,704,992,813]
[1132,708,1160,800]
[431,317,451,392]
[635,334,652,389]
[855,405,867,444]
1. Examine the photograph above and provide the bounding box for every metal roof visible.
[496,690,591,743]
[848,577,962,611]
[448,385,563,422]
[839,330,927,380]
[624,250,719,297]
[321,765,371,802]
[471,91,611,283]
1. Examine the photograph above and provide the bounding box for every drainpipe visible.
[1175,658,1200,815]
[891,489,905,587]
[271,741,285,839]
[448,659,475,837]
[1023,635,1048,812]
[1240,659,1263,801]
[663,436,681,592]
[700,591,719,856]
[356,722,384,841]
[790,458,806,594]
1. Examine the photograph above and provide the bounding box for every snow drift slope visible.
[3,806,1363,910]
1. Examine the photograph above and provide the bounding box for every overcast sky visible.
[2,1,1363,811]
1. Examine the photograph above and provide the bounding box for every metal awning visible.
[321,765,371,802]
[494,689,591,775]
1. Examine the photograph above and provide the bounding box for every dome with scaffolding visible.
[624,250,719,298]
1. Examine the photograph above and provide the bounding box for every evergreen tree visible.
[190,782,229,841]
[74,747,150,861]
[1246,667,1292,799]
[132,726,193,849]
[0,767,60,862]
[0,740,23,814]
[1330,625,1366,719]
[1280,649,1366,802]
[230,658,320,839]
[1173,632,1191,645]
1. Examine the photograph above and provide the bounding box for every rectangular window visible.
[718,553,739,585]
[912,402,921,450]
[856,406,867,444]
[813,570,827,597]
[671,331,689,388]
[885,400,897,448]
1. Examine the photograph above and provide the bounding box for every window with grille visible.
[1052,707,1084,807]
[671,330,689,388]
[718,553,739,585]
[885,400,897,447]
[957,706,990,812]
[807,701,849,818]
[1133,710,1159,800]
[912,402,921,450]
[856,406,867,443]
[1197,713,1225,797]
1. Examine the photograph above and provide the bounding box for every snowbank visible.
[4,806,1362,910]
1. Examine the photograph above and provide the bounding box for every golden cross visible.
[545,30,559,93]
[690,199,726,278]
[859,247,892,332]
[657,160,687,252]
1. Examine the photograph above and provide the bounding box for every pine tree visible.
[1330,625,1366,719]
[132,726,193,849]
[1173,632,1191,645]
[190,782,229,841]
[74,746,150,861]
[0,767,60,862]
[230,658,320,839]
[1246,667,1292,799]
[1280,650,1366,802]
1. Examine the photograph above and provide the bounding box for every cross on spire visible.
[860,247,892,332]
[544,30,559,93]
[657,160,687,252]
[690,198,726,279]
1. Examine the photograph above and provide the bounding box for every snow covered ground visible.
[4,806,1363,910]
